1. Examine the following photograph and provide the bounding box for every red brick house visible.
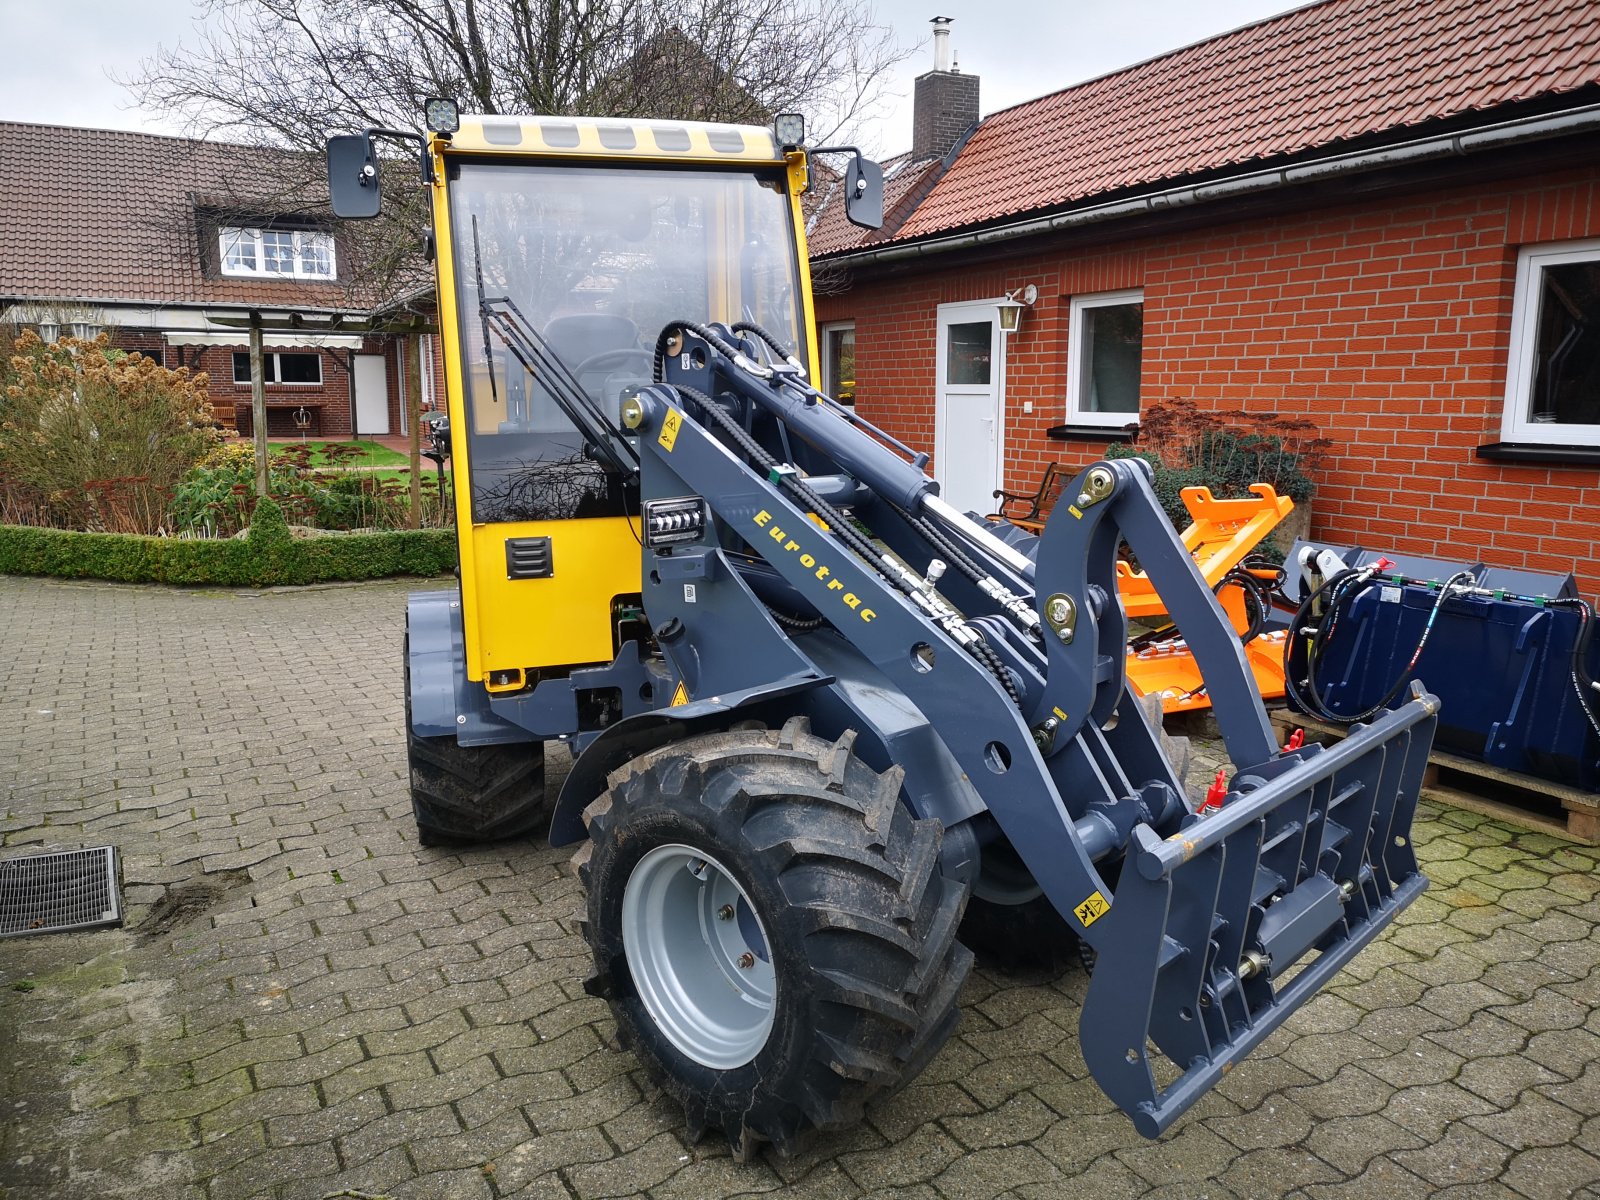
[810,0,1600,590]
[0,122,427,439]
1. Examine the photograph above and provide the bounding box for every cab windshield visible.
[447,160,805,523]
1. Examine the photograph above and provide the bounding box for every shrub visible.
[0,332,219,533]
[1108,398,1328,530]
[0,498,455,587]
[171,442,449,534]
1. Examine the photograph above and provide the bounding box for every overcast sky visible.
[0,0,1309,153]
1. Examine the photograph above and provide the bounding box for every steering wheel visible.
[571,348,655,398]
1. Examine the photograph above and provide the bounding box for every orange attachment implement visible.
[1119,484,1292,714]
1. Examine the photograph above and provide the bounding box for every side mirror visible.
[844,155,884,230]
[326,134,381,219]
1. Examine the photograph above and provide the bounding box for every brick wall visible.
[209,345,354,438]
[101,330,433,440]
[816,163,1600,592]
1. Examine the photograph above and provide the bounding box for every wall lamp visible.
[997,284,1038,333]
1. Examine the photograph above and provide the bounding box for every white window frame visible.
[819,320,856,402]
[1502,238,1600,446]
[232,351,324,386]
[219,226,337,280]
[1066,288,1144,427]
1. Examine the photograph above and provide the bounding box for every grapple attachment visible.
[1080,682,1437,1137]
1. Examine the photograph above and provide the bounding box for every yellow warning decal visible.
[1074,891,1110,928]
[670,679,690,706]
[658,409,682,452]
[1051,705,1068,722]
[1068,504,1083,520]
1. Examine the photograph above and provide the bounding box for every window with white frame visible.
[1503,239,1600,445]
[820,321,856,403]
[219,227,336,280]
[1066,289,1143,425]
[232,351,323,385]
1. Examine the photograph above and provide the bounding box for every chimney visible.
[912,16,979,161]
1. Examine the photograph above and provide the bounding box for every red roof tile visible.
[865,0,1600,247]
[0,122,357,309]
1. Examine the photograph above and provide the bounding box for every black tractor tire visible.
[959,838,1084,976]
[574,717,973,1161]
[403,634,549,846]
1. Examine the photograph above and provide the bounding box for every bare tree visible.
[124,0,908,152]
[121,0,909,301]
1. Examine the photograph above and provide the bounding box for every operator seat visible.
[542,313,654,412]
[542,314,640,368]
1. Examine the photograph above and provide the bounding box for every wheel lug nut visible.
[737,952,755,969]
[718,904,735,920]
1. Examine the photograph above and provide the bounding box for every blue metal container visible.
[1289,565,1599,792]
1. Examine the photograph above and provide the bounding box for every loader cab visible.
[328,111,853,696]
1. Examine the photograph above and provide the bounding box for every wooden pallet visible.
[1268,709,1600,844]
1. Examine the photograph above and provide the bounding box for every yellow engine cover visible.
[464,515,642,681]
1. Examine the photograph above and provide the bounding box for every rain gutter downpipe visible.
[821,103,1600,270]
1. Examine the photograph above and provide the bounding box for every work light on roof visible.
[424,97,461,135]
[774,113,806,150]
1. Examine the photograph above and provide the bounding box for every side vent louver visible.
[505,537,553,579]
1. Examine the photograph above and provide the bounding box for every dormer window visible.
[219,226,336,280]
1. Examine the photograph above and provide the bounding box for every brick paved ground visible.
[1,575,1598,1200]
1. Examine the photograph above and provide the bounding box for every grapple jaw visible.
[1080,681,1437,1137]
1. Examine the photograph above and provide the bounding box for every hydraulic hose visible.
[729,322,800,367]
[1287,567,1472,724]
[1550,597,1600,741]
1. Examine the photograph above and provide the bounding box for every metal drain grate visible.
[0,847,123,939]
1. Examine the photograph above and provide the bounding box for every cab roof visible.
[444,114,783,163]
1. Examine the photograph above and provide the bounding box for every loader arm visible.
[619,326,1435,1139]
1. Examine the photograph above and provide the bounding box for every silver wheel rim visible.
[621,843,777,1068]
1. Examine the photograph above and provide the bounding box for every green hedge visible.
[0,499,456,587]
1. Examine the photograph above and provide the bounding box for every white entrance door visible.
[935,302,1005,515]
[353,353,390,436]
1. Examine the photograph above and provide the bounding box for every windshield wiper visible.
[470,217,639,479]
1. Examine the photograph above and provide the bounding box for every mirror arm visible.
[364,127,432,184]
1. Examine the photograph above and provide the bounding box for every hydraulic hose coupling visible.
[1199,768,1229,815]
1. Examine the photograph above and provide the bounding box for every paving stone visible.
[1115,1123,1243,1187]
[1014,1156,1140,1200]
[484,1128,619,1192]
[1282,1063,1396,1121]
[6,577,1600,1200]
[1472,1095,1588,1162]
[1280,1031,1392,1081]
[1217,1146,1343,1198]
[1457,1053,1566,1108]
[927,1143,1067,1199]
[1205,1095,1316,1151]
[1302,1157,1433,1200]
[866,1081,981,1143]
[1303,1112,1427,1174]
[1393,1122,1513,1187]
[941,1090,1058,1150]
[1500,1144,1600,1200]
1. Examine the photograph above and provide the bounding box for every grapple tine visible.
[1081,683,1439,1138]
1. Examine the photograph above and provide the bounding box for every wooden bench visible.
[989,462,1071,533]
